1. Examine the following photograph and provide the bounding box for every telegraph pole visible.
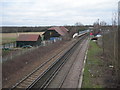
[118,1,120,88]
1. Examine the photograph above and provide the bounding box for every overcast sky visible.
[0,0,119,26]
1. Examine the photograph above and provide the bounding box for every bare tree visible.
[93,19,100,36]
[100,21,107,55]
[74,22,83,26]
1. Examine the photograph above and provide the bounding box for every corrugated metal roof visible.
[60,26,69,34]
[18,32,45,37]
[17,34,40,41]
[60,26,69,31]
[48,26,68,36]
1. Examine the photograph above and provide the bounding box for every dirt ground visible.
[2,40,73,88]
[99,53,118,88]
[94,43,118,88]
[97,39,118,88]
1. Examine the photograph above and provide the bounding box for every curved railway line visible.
[11,33,88,89]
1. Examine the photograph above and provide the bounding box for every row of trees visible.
[2,26,50,33]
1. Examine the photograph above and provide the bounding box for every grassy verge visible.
[2,38,16,44]
[82,40,103,88]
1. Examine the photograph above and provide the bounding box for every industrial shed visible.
[43,26,69,40]
[16,34,41,47]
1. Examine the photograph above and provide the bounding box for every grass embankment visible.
[82,40,103,88]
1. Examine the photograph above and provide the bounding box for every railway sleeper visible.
[26,78,36,82]
[16,83,29,88]
[33,72,42,76]
[18,82,31,86]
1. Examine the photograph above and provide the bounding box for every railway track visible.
[47,38,88,89]
[11,41,75,89]
[11,34,88,89]
[28,35,88,89]
[51,38,89,88]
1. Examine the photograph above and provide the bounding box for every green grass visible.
[2,37,16,44]
[82,41,103,88]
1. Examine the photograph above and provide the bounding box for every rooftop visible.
[17,34,41,41]
[48,26,69,36]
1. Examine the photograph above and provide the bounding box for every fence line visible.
[2,39,62,62]
[2,42,16,49]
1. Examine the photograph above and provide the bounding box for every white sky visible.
[0,0,119,26]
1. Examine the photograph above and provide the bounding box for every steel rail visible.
[43,38,87,89]
[42,36,88,89]
[58,38,87,89]
[11,39,76,89]
[28,35,87,89]
[11,33,88,89]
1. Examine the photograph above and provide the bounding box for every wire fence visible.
[1,42,16,49]
[2,39,62,62]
